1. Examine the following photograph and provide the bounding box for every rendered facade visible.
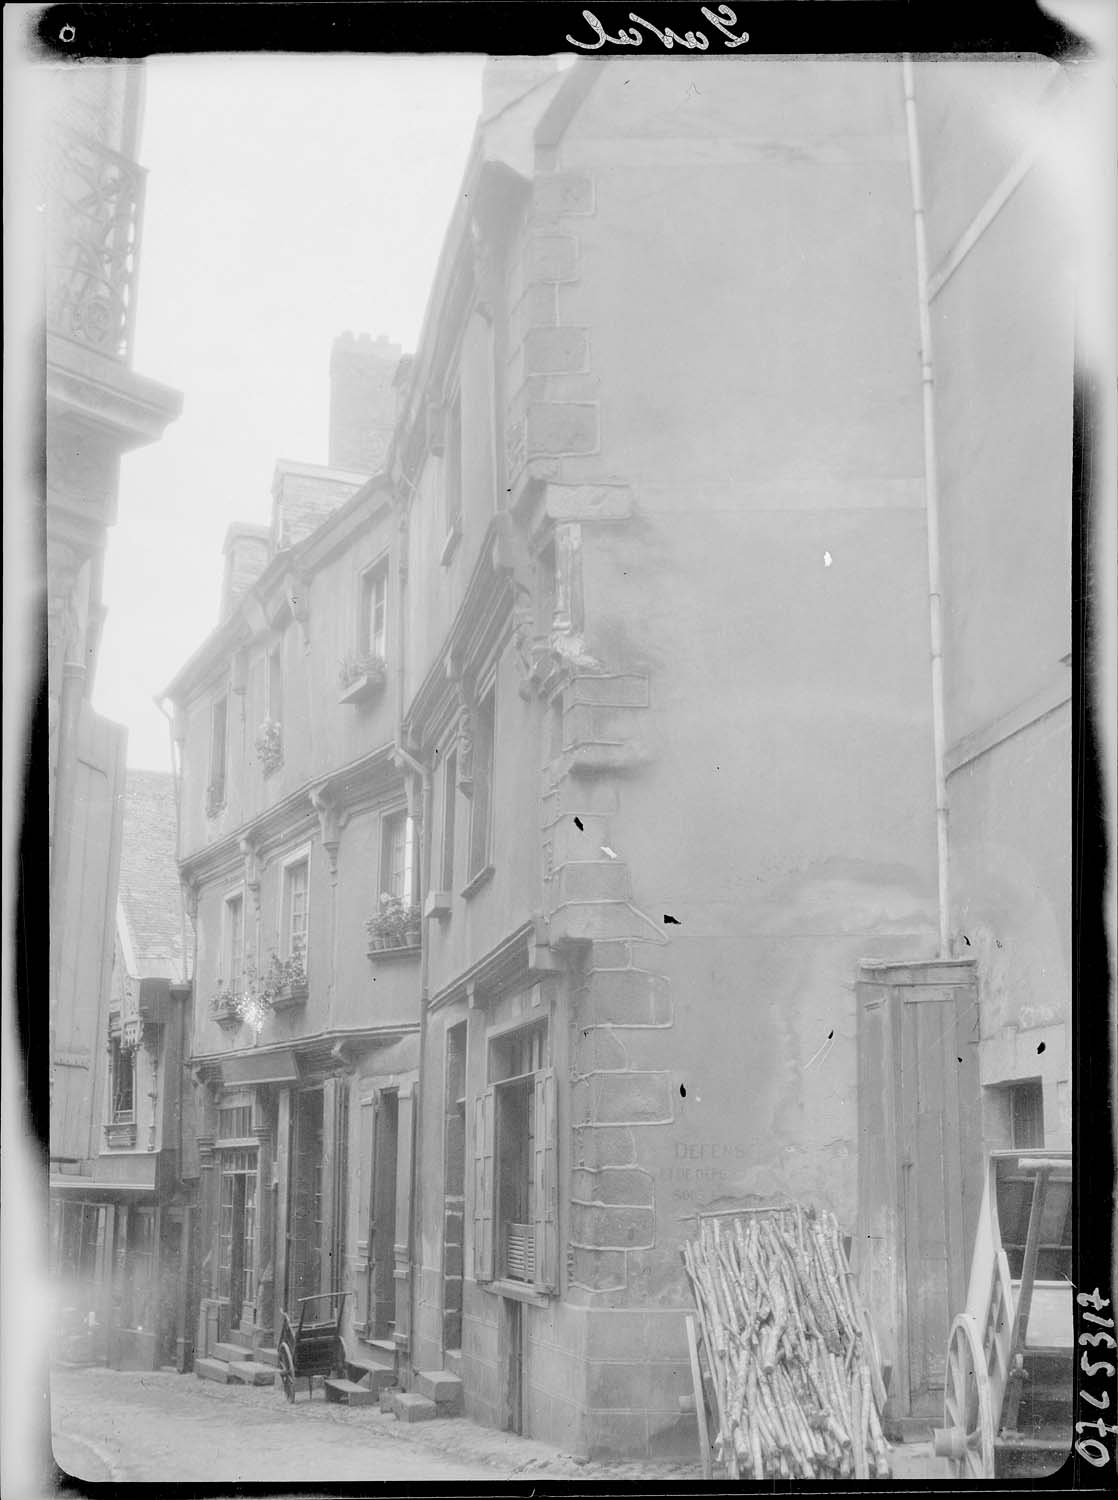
[164,56,1076,1456]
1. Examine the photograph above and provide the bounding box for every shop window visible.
[467,690,495,884]
[217,1147,258,1321]
[218,1103,253,1141]
[474,1019,557,1293]
[121,1208,156,1332]
[282,857,309,964]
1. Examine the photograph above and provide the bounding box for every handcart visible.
[277,1291,349,1402]
[932,1150,1072,1479]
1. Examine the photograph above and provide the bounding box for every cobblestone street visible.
[49,1366,700,1485]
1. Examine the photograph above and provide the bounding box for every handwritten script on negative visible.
[566,5,750,52]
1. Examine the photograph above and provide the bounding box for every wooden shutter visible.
[473,1087,495,1282]
[532,1068,558,1294]
[354,1098,374,1330]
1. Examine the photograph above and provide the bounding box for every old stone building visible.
[166,55,1076,1458]
[46,60,183,1352]
[163,335,425,1384]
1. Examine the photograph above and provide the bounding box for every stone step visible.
[228,1328,255,1350]
[443,1349,463,1380]
[346,1360,398,1393]
[324,1378,378,1407]
[363,1338,397,1369]
[228,1360,276,1386]
[413,1369,463,1413]
[195,1357,232,1384]
[212,1342,246,1364]
[256,1346,280,1368]
[389,1391,437,1423]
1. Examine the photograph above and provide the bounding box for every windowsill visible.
[425,890,452,920]
[482,1279,552,1308]
[366,942,421,963]
[339,672,388,707]
[460,864,495,901]
[439,523,462,567]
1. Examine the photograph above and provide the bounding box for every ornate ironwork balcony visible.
[47,126,146,362]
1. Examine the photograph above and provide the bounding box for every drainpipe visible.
[154,695,190,984]
[902,54,951,958]
[390,486,433,1380]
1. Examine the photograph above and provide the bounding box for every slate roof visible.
[117,769,191,979]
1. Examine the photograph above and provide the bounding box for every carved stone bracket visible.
[239,835,262,914]
[310,782,349,878]
[284,568,311,648]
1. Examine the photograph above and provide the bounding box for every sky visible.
[95,54,488,769]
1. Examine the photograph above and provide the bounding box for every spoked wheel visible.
[933,1314,995,1479]
[279,1343,296,1403]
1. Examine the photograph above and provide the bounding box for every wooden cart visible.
[277,1291,349,1402]
[932,1150,1073,1479]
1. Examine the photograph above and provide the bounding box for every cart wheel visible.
[279,1343,296,1403]
[933,1314,995,1479]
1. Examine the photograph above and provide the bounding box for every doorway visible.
[369,1090,398,1339]
[218,1150,258,1328]
[287,1088,325,1309]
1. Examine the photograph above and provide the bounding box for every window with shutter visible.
[532,1068,558,1293]
[473,1088,495,1282]
[353,1099,374,1330]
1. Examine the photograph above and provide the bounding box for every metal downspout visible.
[391,495,433,1379]
[903,54,951,958]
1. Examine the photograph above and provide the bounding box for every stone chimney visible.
[480,57,558,121]
[220,523,271,620]
[328,332,402,474]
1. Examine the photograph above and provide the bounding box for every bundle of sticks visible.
[681,1205,890,1480]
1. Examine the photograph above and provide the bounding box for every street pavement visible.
[47,1365,947,1485]
[47,1364,699,1486]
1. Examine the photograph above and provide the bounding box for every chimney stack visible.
[328,332,402,474]
[220,523,271,621]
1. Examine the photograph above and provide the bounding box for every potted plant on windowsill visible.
[254,717,284,776]
[365,894,421,958]
[338,651,388,706]
[258,951,308,1010]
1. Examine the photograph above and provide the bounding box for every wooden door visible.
[857,961,983,1420]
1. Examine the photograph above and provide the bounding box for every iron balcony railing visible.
[47,125,146,363]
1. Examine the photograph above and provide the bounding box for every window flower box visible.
[210,990,243,1031]
[254,717,284,776]
[338,652,388,706]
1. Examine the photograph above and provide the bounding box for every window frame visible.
[108,1036,136,1124]
[279,844,312,967]
[223,886,246,995]
[359,557,389,662]
[465,684,496,889]
[209,692,229,807]
[266,642,284,725]
[379,806,417,906]
[474,1017,557,1296]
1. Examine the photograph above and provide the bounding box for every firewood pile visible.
[681,1206,891,1480]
